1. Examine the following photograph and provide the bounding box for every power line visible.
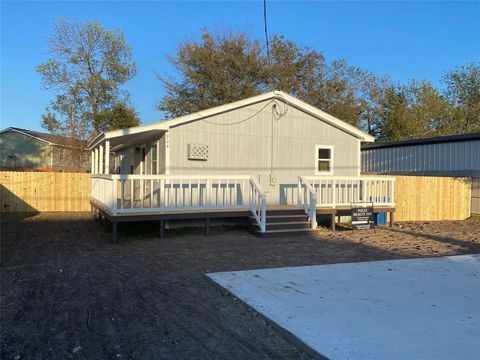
[263,0,271,66]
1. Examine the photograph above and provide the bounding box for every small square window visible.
[315,145,333,175]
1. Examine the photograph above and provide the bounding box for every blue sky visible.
[1,1,479,132]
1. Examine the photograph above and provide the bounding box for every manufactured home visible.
[89,91,395,241]
[0,127,90,172]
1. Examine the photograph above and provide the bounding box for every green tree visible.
[96,102,140,132]
[157,28,479,140]
[375,80,454,141]
[442,63,480,133]
[376,85,418,142]
[408,81,453,136]
[157,29,268,118]
[157,29,387,130]
[37,17,139,143]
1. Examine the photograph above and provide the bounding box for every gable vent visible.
[187,143,209,161]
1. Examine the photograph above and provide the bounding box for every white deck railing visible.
[298,177,318,229]
[91,174,267,232]
[249,176,267,232]
[298,176,396,228]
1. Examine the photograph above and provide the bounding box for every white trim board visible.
[89,91,375,149]
[314,145,334,175]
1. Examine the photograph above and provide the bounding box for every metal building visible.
[361,132,480,214]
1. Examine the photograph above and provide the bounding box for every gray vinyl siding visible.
[167,99,360,204]
[361,140,480,176]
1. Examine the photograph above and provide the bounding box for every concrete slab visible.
[207,255,480,360]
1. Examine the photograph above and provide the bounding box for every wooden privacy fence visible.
[394,175,471,221]
[471,177,480,215]
[0,172,473,220]
[0,171,91,212]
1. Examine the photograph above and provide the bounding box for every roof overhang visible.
[89,90,375,150]
[89,128,166,152]
[0,127,53,145]
[362,132,480,150]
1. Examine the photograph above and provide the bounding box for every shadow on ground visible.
[1,212,479,359]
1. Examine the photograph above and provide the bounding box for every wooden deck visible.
[91,199,395,242]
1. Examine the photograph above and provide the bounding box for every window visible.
[315,145,333,175]
[151,144,157,174]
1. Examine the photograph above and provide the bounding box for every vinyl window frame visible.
[314,145,334,175]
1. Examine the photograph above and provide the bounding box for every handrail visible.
[91,174,252,180]
[92,174,268,232]
[249,176,267,232]
[298,176,317,229]
[304,175,396,181]
[300,175,396,208]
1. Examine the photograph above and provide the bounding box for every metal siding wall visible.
[362,140,480,174]
[168,99,360,204]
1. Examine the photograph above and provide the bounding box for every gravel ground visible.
[1,212,479,360]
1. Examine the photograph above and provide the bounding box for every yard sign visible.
[351,202,375,231]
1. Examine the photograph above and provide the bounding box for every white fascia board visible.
[88,133,105,149]
[88,122,171,150]
[164,91,374,141]
[88,90,374,149]
[88,92,277,149]
[162,92,277,128]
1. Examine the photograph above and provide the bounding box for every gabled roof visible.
[0,127,87,148]
[89,91,375,149]
[361,132,480,150]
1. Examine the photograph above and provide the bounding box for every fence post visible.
[261,197,266,232]
[310,194,317,229]
[332,180,336,206]
[297,177,302,208]
[112,177,117,213]
[391,179,395,206]
[361,179,365,202]
[206,179,212,208]
[160,179,165,209]
[105,140,110,174]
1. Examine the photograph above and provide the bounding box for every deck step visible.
[252,221,312,231]
[249,208,314,235]
[265,209,306,216]
[248,214,308,223]
[255,228,318,237]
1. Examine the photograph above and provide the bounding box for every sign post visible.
[351,202,375,232]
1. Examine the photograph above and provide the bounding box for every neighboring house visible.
[361,132,480,214]
[89,91,395,240]
[0,127,90,172]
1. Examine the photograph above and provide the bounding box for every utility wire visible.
[263,0,271,67]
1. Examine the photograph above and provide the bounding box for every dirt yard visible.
[1,212,479,360]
